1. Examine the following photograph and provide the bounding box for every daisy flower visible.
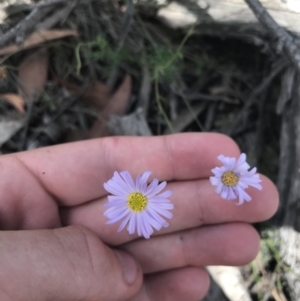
[210,153,262,205]
[103,171,173,239]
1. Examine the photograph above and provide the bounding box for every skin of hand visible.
[0,133,279,301]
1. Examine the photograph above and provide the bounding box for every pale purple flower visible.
[103,171,173,239]
[210,153,262,205]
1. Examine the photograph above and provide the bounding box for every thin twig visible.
[106,0,134,87]
[0,0,83,48]
[226,59,288,136]
[244,0,300,73]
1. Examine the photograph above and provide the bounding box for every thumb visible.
[0,226,143,301]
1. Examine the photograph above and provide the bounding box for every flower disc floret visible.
[210,153,262,205]
[127,192,147,212]
[221,171,239,187]
[103,171,173,239]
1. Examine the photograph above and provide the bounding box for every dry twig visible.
[244,0,300,73]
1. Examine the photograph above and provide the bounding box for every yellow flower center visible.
[127,192,148,212]
[221,171,239,187]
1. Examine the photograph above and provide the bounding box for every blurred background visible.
[0,0,300,300]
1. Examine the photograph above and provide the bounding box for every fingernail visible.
[115,250,139,285]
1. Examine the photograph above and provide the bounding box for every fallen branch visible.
[244,0,300,73]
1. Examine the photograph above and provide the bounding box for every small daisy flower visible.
[210,153,262,205]
[103,171,173,239]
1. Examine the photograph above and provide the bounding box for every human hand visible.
[0,133,278,301]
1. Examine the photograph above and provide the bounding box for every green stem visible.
[154,74,173,133]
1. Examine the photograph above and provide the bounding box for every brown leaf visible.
[56,78,111,109]
[0,66,7,79]
[18,49,49,102]
[87,74,132,138]
[0,29,78,56]
[0,93,25,114]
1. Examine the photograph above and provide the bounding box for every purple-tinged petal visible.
[120,171,136,191]
[228,187,236,199]
[108,195,127,202]
[144,178,159,195]
[155,190,172,198]
[151,202,174,210]
[236,153,246,166]
[210,176,219,186]
[227,157,236,170]
[104,199,127,207]
[215,182,223,194]
[104,180,128,196]
[136,214,142,236]
[104,206,129,219]
[104,182,126,197]
[128,214,136,235]
[106,209,130,224]
[149,205,173,219]
[248,182,262,190]
[235,162,250,173]
[221,186,229,199]
[112,171,133,193]
[147,207,169,227]
[118,213,131,232]
[136,171,152,191]
[146,181,167,198]
[144,212,163,231]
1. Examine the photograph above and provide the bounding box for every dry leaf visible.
[87,74,132,138]
[0,93,25,113]
[0,29,78,56]
[18,49,49,102]
[0,66,7,79]
[0,116,26,146]
[56,78,111,109]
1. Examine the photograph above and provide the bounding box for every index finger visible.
[15,133,240,206]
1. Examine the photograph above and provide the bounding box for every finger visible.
[130,267,209,301]
[123,223,259,273]
[0,226,142,301]
[61,174,278,245]
[14,133,239,205]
